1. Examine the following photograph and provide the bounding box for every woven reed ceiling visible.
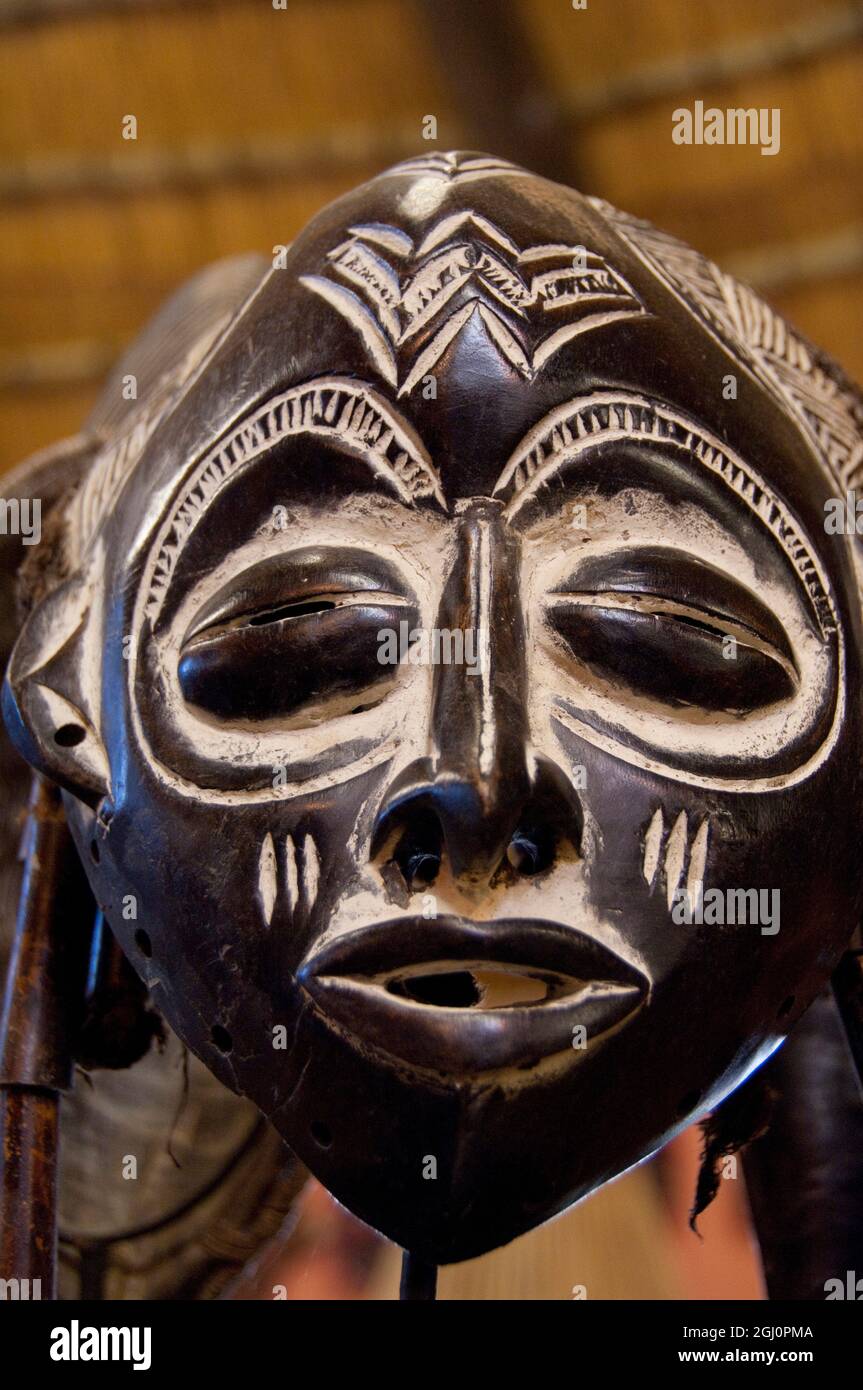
[1,0,861,470]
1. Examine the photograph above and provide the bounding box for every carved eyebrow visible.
[493,391,837,640]
[143,375,444,624]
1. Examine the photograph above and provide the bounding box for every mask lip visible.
[301,912,645,984]
[298,915,647,1074]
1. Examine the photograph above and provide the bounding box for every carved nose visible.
[372,500,579,888]
[373,753,582,891]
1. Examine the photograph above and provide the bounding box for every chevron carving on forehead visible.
[300,214,646,395]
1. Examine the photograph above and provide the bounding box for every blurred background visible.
[1,0,860,1298]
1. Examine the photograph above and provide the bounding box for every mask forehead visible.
[79,152,862,615]
[123,154,653,524]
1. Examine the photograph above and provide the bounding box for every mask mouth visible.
[298,917,647,1074]
[385,962,584,1009]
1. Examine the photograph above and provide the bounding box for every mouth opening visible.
[384,962,579,1010]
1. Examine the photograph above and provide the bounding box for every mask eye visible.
[546,548,798,714]
[246,599,336,625]
[178,548,418,725]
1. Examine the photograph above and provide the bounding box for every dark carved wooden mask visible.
[5,152,863,1262]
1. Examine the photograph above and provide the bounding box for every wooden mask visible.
[5,152,863,1263]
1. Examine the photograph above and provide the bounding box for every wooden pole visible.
[0,776,92,1298]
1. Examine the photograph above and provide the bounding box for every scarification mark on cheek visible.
[664,812,688,909]
[258,832,277,927]
[260,832,320,925]
[641,808,711,909]
[303,835,320,909]
[642,808,664,886]
[686,818,710,901]
[285,835,299,914]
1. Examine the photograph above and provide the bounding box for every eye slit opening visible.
[183,583,414,648]
[547,590,797,679]
[247,598,336,626]
[667,611,736,641]
[550,544,801,663]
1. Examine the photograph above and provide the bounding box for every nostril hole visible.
[90,839,100,864]
[392,812,442,890]
[506,826,555,876]
[135,929,152,957]
[211,1024,233,1053]
[507,835,539,874]
[310,1120,333,1148]
[404,850,439,887]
